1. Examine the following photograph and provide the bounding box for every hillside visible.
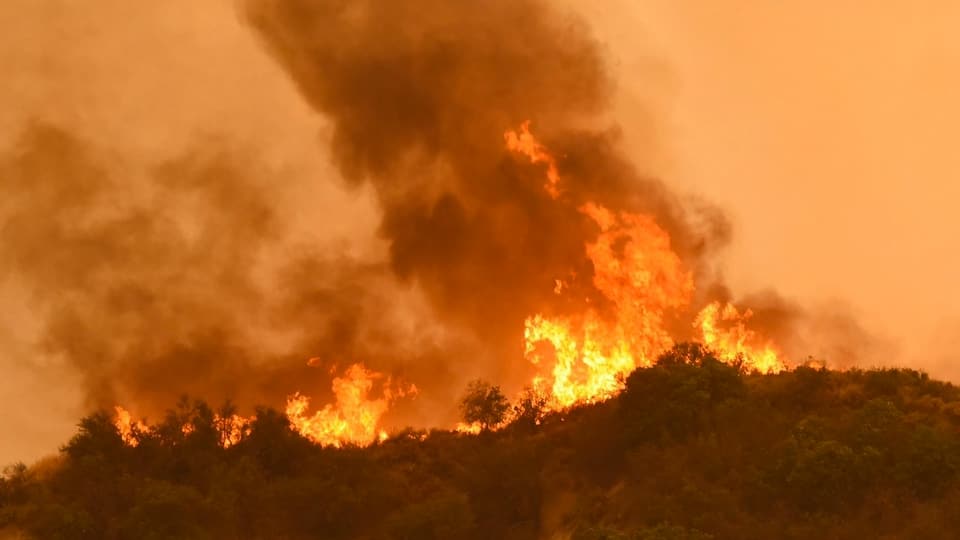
[4,344,960,539]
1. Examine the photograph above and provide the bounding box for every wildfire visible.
[454,421,482,435]
[509,121,693,409]
[215,414,254,448]
[523,204,694,408]
[114,124,788,446]
[113,363,413,449]
[504,120,561,198]
[286,363,416,448]
[114,406,148,446]
[694,302,785,373]
[112,406,254,448]
[507,121,786,410]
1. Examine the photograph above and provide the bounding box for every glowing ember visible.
[454,421,482,435]
[215,414,254,448]
[286,363,416,448]
[694,301,785,373]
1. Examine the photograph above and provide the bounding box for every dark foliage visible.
[4,343,960,539]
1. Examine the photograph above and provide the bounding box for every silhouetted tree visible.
[460,380,509,431]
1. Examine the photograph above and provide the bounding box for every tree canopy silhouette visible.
[459,379,510,431]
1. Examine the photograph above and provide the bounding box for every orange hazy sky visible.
[2,0,959,463]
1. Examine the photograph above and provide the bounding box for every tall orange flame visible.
[524,203,694,408]
[285,363,417,448]
[507,121,785,410]
[114,406,148,447]
[694,301,785,373]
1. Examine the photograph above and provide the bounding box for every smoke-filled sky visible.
[2,0,958,465]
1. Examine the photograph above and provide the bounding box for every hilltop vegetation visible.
[4,344,960,539]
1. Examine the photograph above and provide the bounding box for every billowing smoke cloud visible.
[245,0,733,371]
[0,125,281,409]
[0,124,445,422]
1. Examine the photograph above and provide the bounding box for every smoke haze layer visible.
[0,123,451,421]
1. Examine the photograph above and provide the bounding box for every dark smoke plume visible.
[245,0,733,379]
[246,0,885,375]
